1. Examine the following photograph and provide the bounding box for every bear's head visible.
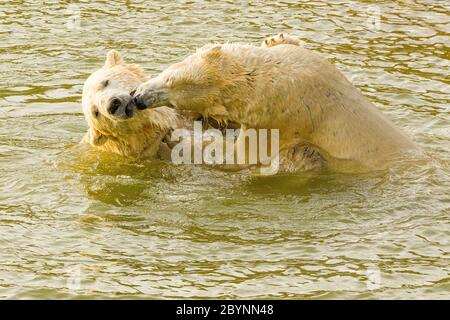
[133,44,233,120]
[82,50,148,145]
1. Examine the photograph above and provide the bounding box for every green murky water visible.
[0,0,449,299]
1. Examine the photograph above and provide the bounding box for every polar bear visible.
[81,50,184,159]
[262,33,304,48]
[133,43,419,169]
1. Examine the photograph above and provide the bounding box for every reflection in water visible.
[0,1,449,299]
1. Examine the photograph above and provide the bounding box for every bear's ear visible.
[104,50,124,68]
[279,33,285,40]
[88,127,108,146]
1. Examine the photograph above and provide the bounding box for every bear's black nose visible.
[134,95,147,110]
[108,97,122,114]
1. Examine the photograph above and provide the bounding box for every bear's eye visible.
[93,110,99,118]
[101,80,109,88]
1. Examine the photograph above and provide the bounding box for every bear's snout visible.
[132,82,170,110]
[133,94,147,110]
[107,95,136,119]
[133,91,169,110]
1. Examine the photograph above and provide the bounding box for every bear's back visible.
[219,43,418,165]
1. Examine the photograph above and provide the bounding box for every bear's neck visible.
[102,126,164,158]
[219,44,302,130]
[102,107,180,158]
[218,45,268,125]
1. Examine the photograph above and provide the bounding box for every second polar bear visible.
[133,42,419,169]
